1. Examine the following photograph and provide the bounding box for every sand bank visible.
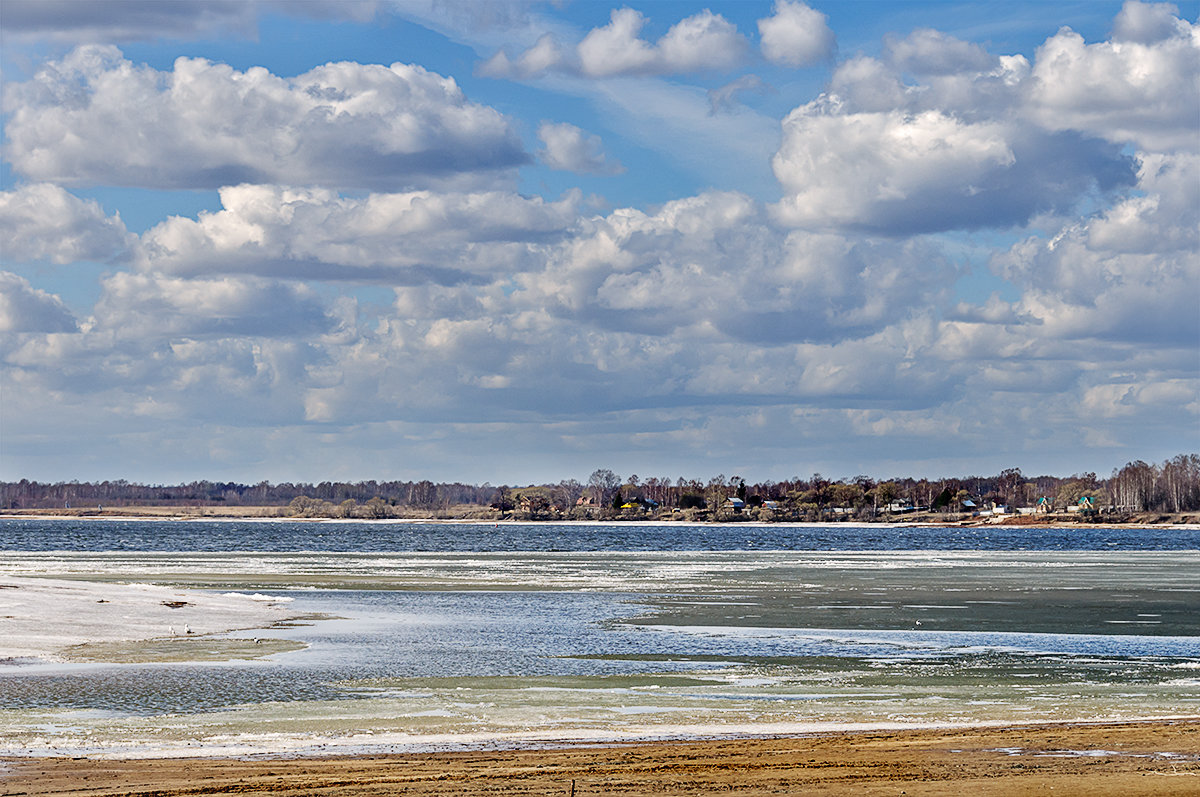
[2,721,1197,796]
[0,577,303,663]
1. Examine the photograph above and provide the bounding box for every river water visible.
[1,518,1198,757]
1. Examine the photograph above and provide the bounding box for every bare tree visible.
[558,479,584,507]
[1111,460,1154,511]
[996,468,1024,508]
[587,469,621,506]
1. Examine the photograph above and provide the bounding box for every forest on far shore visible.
[2,455,1197,523]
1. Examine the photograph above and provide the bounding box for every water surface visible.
[1,519,1196,757]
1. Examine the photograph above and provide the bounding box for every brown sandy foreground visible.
[4,721,1199,797]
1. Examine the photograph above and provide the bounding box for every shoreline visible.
[4,716,1199,762]
[2,510,1197,530]
[4,720,1197,795]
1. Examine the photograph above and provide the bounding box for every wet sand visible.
[3,721,1198,796]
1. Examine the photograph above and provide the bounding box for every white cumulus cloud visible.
[757,0,835,67]
[767,10,1173,235]
[514,191,953,345]
[991,151,1199,347]
[0,183,133,265]
[1027,9,1199,151]
[482,7,747,79]
[883,28,996,76]
[139,184,580,283]
[772,105,1132,233]
[1111,0,1192,43]
[3,45,528,191]
[537,122,624,174]
[0,272,78,333]
[92,272,335,339]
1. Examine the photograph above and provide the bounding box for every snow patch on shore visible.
[0,577,299,662]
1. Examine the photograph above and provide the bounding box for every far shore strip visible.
[3,511,1198,530]
[0,577,300,662]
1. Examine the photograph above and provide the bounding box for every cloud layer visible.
[1,1,1196,483]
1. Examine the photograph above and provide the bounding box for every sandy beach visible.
[2,721,1198,796]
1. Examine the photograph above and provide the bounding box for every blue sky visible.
[1,0,1197,486]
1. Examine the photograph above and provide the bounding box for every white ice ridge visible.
[0,577,299,662]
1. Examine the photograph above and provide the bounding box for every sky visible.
[0,0,1197,487]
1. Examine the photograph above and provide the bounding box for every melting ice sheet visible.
[0,537,1198,758]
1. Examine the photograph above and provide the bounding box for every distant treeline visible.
[3,455,1198,519]
[0,478,490,510]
